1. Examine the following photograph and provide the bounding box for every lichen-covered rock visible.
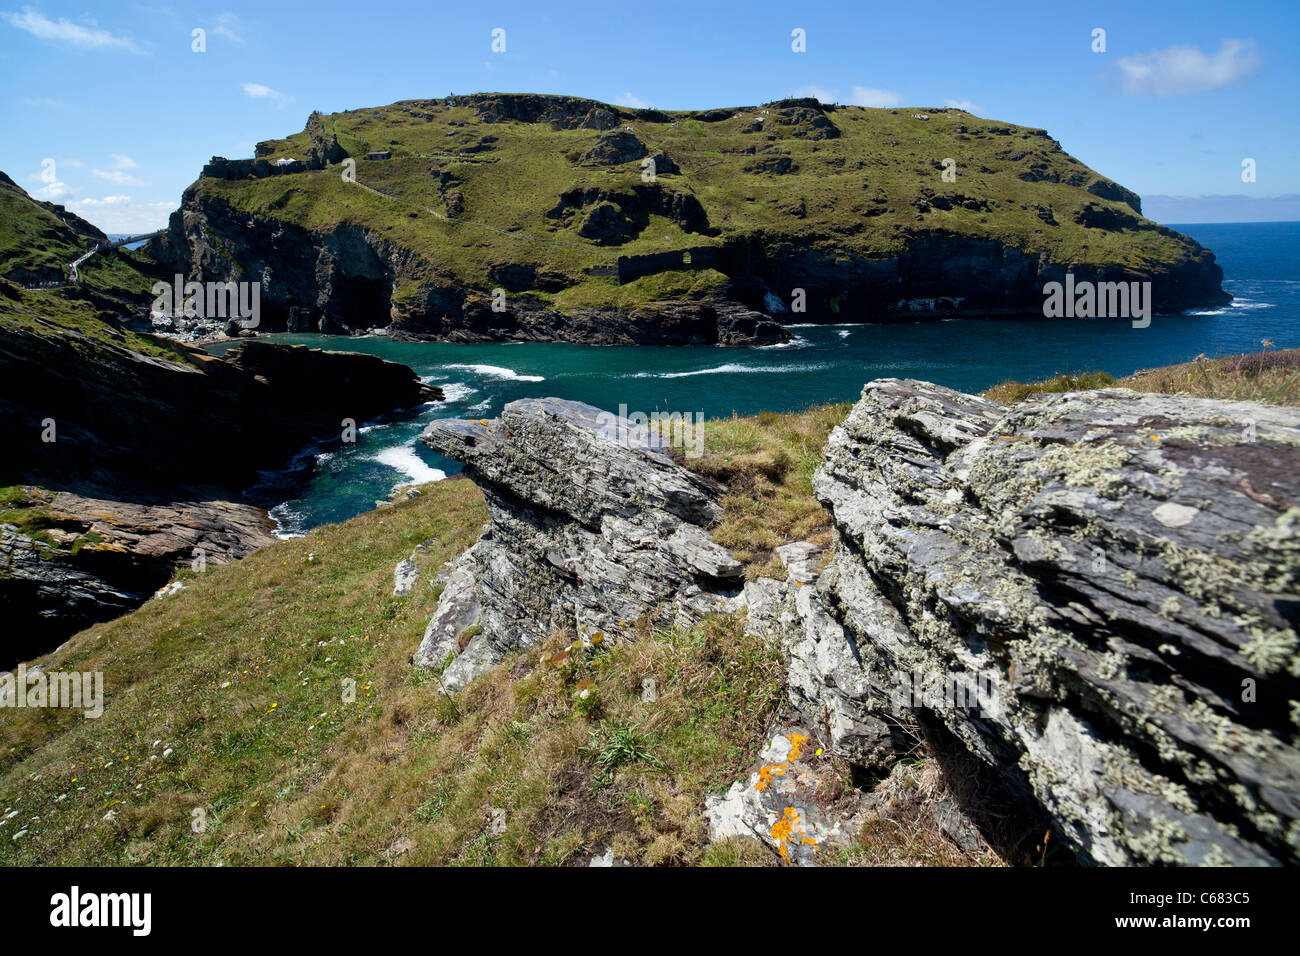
[742,543,900,770]
[812,378,1300,865]
[705,729,864,865]
[416,398,743,690]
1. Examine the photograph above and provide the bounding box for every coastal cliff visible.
[0,290,442,664]
[148,94,1228,344]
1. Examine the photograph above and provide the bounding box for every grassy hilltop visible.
[149,93,1227,338]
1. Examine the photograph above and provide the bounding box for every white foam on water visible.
[435,381,477,403]
[632,362,826,379]
[760,335,812,349]
[442,363,545,382]
[838,329,850,338]
[372,444,446,485]
[268,501,306,540]
[785,322,860,328]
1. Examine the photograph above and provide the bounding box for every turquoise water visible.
[206,221,1300,534]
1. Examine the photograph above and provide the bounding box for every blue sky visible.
[2,0,1297,231]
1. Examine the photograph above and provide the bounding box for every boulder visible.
[415,398,744,690]
[705,729,865,864]
[581,131,649,166]
[810,378,1300,865]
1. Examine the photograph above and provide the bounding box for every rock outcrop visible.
[0,318,442,659]
[0,328,440,492]
[808,379,1300,865]
[411,383,1298,865]
[0,488,275,669]
[415,397,743,690]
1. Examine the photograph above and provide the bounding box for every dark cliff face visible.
[0,324,441,662]
[0,331,439,492]
[743,229,1228,317]
[150,190,1227,341]
[149,192,790,345]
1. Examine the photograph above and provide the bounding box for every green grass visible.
[0,477,788,866]
[0,280,193,365]
[687,403,851,577]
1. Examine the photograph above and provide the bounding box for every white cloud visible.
[790,85,901,107]
[1116,39,1260,96]
[91,155,145,186]
[92,168,147,186]
[242,82,291,107]
[615,91,648,109]
[211,12,244,44]
[1,7,137,51]
[849,86,901,108]
[66,195,175,233]
[31,179,73,202]
[943,98,980,113]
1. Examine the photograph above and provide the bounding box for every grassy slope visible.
[0,281,193,364]
[0,178,85,279]
[0,414,1004,867]
[4,351,1286,867]
[0,173,172,364]
[0,479,793,866]
[0,176,160,300]
[196,97,1193,309]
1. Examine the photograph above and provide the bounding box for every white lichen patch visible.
[1153,502,1199,528]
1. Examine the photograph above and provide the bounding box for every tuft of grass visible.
[983,370,1117,404]
[983,347,1300,407]
[687,402,849,577]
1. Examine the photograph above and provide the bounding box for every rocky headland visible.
[146,94,1228,346]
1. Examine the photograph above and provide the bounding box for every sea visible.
[203,221,1300,536]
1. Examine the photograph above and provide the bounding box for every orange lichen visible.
[786,733,809,762]
[755,762,788,792]
[771,807,799,862]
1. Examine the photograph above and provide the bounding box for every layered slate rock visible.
[811,378,1300,865]
[416,398,744,690]
[0,489,276,669]
[742,543,902,770]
